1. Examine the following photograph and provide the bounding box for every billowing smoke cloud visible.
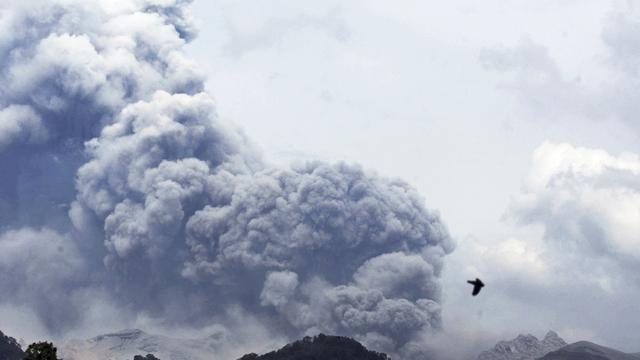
[0,0,453,355]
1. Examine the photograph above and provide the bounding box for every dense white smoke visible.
[0,0,453,355]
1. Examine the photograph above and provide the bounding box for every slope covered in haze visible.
[60,329,220,360]
[59,328,286,360]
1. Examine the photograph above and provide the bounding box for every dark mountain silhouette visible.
[538,341,640,360]
[237,334,390,360]
[0,331,25,360]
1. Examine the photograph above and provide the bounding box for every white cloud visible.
[511,141,640,262]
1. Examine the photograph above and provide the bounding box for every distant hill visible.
[237,334,390,360]
[0,331,25,360]
[538,341,640,360]
[477,331,567,360]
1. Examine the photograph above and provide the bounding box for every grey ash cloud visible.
[0,0,454,354]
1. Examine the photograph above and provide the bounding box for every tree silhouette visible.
[134,355,160,360]
[237,334,390,360]
[0,330,26,360]
[24,342,57,360]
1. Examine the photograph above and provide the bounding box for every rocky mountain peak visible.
[542,331,566,348]
[477,331,567,360]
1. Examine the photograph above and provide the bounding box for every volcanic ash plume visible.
[0,0,454,354]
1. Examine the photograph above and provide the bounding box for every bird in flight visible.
[467,278,485,296]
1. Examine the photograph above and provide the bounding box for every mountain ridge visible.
[538,341,640,360]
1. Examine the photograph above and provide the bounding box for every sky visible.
[0,0,639,359]
[186,0,640,353]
